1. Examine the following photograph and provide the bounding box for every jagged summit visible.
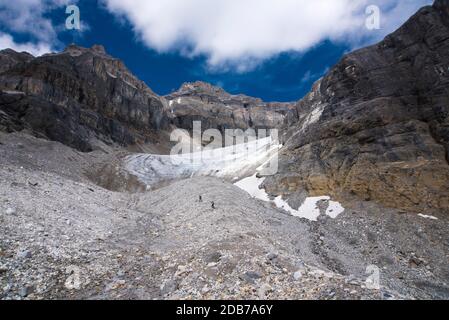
[165,80,296,134]
[0,48,34,73]
[0,48,34,57]
[169,80,293,107]
[176,81,227,96]
[61,43,109,57]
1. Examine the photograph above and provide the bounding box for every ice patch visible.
[418,214,438,220]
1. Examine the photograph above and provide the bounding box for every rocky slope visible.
[264,0,449,213]
[1,132,448,300]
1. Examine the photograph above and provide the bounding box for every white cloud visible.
[103,0,432,71]
[0,0,72,41]
[0,0,77,55]
[0,33,51,56]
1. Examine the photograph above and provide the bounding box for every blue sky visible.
[0,0,432,102]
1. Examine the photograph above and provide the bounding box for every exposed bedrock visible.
[0,44,168,151]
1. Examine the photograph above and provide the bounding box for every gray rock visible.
[160,280,178,295]
[17,250,32,259]
[239,271,262,284]
[0,265,8,274]
[18,286,34,298]
[2,283,12,293]
[382,292,395,300]
[5,207,16,215]
[203,251,222,264]
[266,253,278,261]
[245,271,262,279]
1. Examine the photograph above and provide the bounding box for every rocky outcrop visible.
[0,49,33,73]
[165,81,296,135]
[0,44,168,151]
[264,0,449,212]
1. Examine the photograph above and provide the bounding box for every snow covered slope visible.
[124,136,281,189]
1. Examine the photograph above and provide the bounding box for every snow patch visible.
[234,174,344,221]
[106,71,117,79]
[234,174,270,202]
[418,214,438,220]
[123,79,137,89]
[2,90,25,95]
[301,103,325,131]
[326,200,345,219]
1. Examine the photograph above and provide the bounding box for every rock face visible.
[0,49,34,73]
[264,0,449,212]
[0,44,168,151]
[165,81,296,135]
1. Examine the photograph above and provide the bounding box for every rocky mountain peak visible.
[175,81,227,97]
[61,43,109,58]
[91,44,107,54]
